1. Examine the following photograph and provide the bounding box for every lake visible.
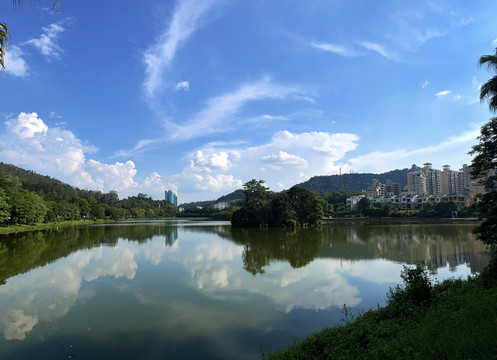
[0,220,488,359]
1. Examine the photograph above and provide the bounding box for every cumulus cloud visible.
[0,113,166,199]
[24,18,71,61]
[4,45,29,77]
[169,129,359,201]
[261,151,308,169]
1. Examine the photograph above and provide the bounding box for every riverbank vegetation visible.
[263,266,497,359]
[0,162,177,227]
[265,45,497,360]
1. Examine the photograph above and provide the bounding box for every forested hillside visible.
[0,163,177,224]
[298,168,410,194]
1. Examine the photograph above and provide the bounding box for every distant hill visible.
[297,168,410,194]
[0,162,115,203]
[179,189,243,209]
[0,162,78,200]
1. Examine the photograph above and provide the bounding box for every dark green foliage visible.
[232,181,323,227]
[386,266,432,317]
[0,163,178,225]
[265,270,497,360]
[297,169,409,194]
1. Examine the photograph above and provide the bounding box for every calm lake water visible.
[0,220,488,359]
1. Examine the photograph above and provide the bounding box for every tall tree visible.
[470,47,497,286]
[479,47,497,112]
[470,48,497,247]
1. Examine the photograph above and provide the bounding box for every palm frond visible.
[479,51,497,72]
[0,22,9,71]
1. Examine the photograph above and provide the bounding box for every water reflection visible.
[0,222,489,359]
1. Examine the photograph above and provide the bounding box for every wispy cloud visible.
[359,41,398,60]
[422,80,430,89]
[175,80,190,91]
[142,0,219,100]
[348,125,481,173]
[24,18,71,61]
[310,42,356,57]
[435,90,451,97]
[169,77,312,140]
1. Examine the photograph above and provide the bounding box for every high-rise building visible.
[442,165,460,194]
[165,190,178,207]
[407,171,427,195]
[421,163,442,195]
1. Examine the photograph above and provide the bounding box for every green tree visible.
[287,186,323,225]
[470,48,497,247]
[0,187,10,222]
[231,179,272,227]
[470,47,497,287]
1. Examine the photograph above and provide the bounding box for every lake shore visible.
[0,219,108,236]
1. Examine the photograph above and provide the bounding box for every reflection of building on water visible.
[424,250,489,275]
[341,227,489,275]
[165,228,178,246]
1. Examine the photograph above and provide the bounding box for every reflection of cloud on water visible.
[83,245,137,281]
[0,243,140,340]
[161,239,362,313]
[0,229,411,342]
[348,260,404,285]
[4,309,38,341]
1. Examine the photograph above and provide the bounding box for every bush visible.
[386,265,432,317]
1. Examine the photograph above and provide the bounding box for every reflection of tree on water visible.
[319,224,489,274]
[230,228,324,275]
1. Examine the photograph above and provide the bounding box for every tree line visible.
[0,174,176,225]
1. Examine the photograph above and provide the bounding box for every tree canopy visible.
[470,48,497,248]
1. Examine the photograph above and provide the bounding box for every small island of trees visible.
[231,179,324,227]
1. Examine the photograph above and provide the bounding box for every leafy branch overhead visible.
[1,1,61,70]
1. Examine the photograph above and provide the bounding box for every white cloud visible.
[452,94,462,101]
[261,151,307,169]
[4,45,29,77]
[0,113,170,199]
[311,42,356,57]
[175,80,190,91]
[142,0,219,99]
[347,125,481,173]
[422,80,430,89]
[24,18,71,61]
[169,130,359,201]
[169,77,311,140]
[435,90,451,97]
[6,112,48,139]
[359,41,398,60]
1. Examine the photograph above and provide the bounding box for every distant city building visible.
[165,190,178,207]
[407,170,427,195]
[346,195,365,211]
[367,179,401,198]
[441,165,460,194]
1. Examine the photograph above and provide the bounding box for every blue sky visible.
[1,0,496,203]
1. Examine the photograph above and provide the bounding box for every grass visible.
[0,219,107,235]
[263,267,497,360]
